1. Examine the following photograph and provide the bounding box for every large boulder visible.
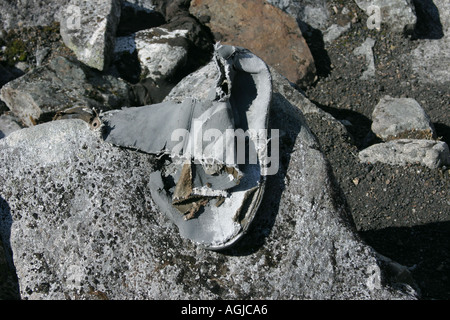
[0,63,417,299]
[0,0,70,31]
[0,56,132,127]
[59,0,122,71]
[189,0,316,87]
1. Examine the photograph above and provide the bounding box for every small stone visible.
[323,23,351,43]
[359,139,450,169]
[371,95,436,141]
[266,0,331,31]
[353,37,376,80]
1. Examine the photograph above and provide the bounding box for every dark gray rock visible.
[0,56,131,127]
[60,0,122,71]
[266,0,331,31]
[0,64,418,299]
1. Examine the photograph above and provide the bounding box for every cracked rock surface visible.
[0,68,417,299]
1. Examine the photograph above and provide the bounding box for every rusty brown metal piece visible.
[53,106,101,130]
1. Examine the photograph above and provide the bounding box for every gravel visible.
[302,1,450,300]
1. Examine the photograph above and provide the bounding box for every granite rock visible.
[409,0,450,83]
[0,0,70,31]
[189,0,316,87]
[60,0,122,71]
[115,28,190,82]
[115,19,212,84]
[0,65,417,299]
[372,96,436,141]
[0,56,131,127]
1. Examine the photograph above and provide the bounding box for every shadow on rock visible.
[411,0,444,40]
[117,1,166,37]
[360,221,450,300]
[223,93,305,256]
[434,123,450,146]
[0,196,20,300]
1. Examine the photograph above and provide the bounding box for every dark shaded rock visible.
[359,139,450,169]
[0,56,132,127]
[0,0,70,31]
[0,65,16,88]
[371,96,436,141]
[114,13,214,104]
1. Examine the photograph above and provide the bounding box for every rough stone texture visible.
[189,0,316,87]
[355,0,417,32]
[115,28,189,81]
[359,139,450,169]
[409,0,450,83]
[371,96,436,141]
[0,65,417,299]
[0,236,20,300]
[0,65,17,88]
[323,23,351,44]
[117,1,166,36]
[353,37,376,80]
[266,0,331,31]
[0,56,131,127]
[60,0,122,71]
[0,114,22,140]
[0,0,70,31]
